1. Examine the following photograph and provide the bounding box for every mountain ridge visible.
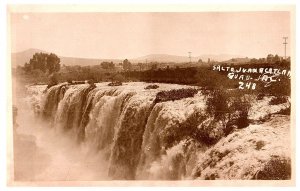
[11,48,246,68]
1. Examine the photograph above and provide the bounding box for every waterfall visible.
[31,82,206,180]
[25,82,291,180]
[41,83,68,121]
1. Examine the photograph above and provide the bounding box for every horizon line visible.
[12,48,290,60]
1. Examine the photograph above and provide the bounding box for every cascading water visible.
[30,82,206,180]
[24,82,291,180]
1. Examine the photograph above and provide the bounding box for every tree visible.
[101,61,115,69]
[24,62,31,73]
[151,63,158,70]
[273,54,280,63]
[111,73,125,82]
[138,63,142,71]
[122,59,132,71]
[47,53,60,73]
[250,58,258,64]
[258,58,266,63]
[25,52,60,74]
[266,54,274,63]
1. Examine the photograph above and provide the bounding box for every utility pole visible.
[283,37,288,60]
[188,52,192,63]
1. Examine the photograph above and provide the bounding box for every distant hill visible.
[134,54,191,63]
[133,53,244,63]
[11,48,47,68]
[196,54,245,62]
[11,48,246,68]
[11,49,110,67]
[11,48,121,68]
[221,57,251,64]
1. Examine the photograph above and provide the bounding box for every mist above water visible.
[13,80,110,181]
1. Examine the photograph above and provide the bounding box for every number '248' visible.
[238,81,256,90]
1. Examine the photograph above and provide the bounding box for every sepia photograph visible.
[7,4,295,186]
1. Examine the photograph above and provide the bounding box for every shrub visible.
[276,107,291,115]
[160,111,221,148]
[204,173,219,180]
[255,140,266,150]
[195,119,225,145]
[254,156,291,180]
[256,93,265,100]
[275,98,291,115]
[228,97,251,129]
[145,84,159,90]
[204,89,250,136]
[269,96,288,105]
[154,88,198,103]
[204,89,229,121]
[124,67,199,85]
[260,77,291,97]
[195,68,236,89]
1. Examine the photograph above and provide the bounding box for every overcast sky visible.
[10,12,290,59]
